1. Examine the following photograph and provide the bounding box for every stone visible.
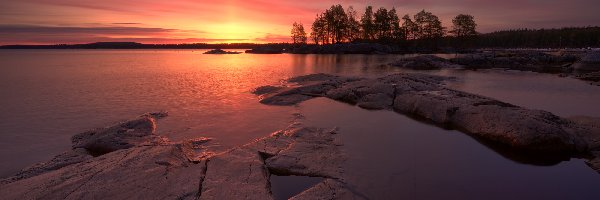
[71,116,168,156]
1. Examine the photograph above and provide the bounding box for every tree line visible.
[470,27,600,48]
[291,4,477,45]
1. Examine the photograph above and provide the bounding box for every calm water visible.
[1,50,599,198]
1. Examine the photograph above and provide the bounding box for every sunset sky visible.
[1,0,599,45]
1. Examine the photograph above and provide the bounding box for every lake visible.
[1,49,599,198]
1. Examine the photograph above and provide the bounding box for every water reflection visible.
[299,98,600,199]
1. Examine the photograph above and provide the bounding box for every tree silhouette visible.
[310,14,327,44]
[291,22,308,44]
[388,8,403,41]
[346,6,361,42]
[450,14,477,37]
[414,10,445,39]
[402,14,418,40]
[374,7,391,40]
[325,4,348,43]
[360,6,376,40]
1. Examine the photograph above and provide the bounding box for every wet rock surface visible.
[1,113,354,199]
[256,73,595,156]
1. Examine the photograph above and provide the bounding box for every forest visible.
[290,4,600,48]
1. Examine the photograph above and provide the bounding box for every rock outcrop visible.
[449,51,578,73]
[573,51,600,72]
[0,112,206,199]
[1,113,356,199]
[389,55,462,70]
[256,73,592,155]
[200,126,349,199]
[203,49,242,54]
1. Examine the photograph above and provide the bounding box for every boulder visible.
[71,116,168,156]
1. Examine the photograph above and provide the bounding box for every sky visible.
[0,0,599,45]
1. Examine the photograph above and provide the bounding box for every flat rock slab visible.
[2,113,355,199]
[256,73,591,155]
[200,127,349,199]
[0,145,204,200]
[200,148,273,200]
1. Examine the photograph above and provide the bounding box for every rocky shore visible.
[255,73,600,170]
[3,72,600,199]
[244,43,402,54]
[388,50,600,84]
[0,112,353,199]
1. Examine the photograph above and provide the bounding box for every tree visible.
[360,6,375,40]
[325,4,348,43]
[373,7,390,40]
[346,6,361,42]
[388,7,403,41]
[310,14,327,44]
[450,14,477,37]
[402,14,418,40]
[291,22,308,44]
[414,10,445,39]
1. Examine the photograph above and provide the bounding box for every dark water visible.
[300,98,600,199]
[1,50,599,199]
[270,175,324,200]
